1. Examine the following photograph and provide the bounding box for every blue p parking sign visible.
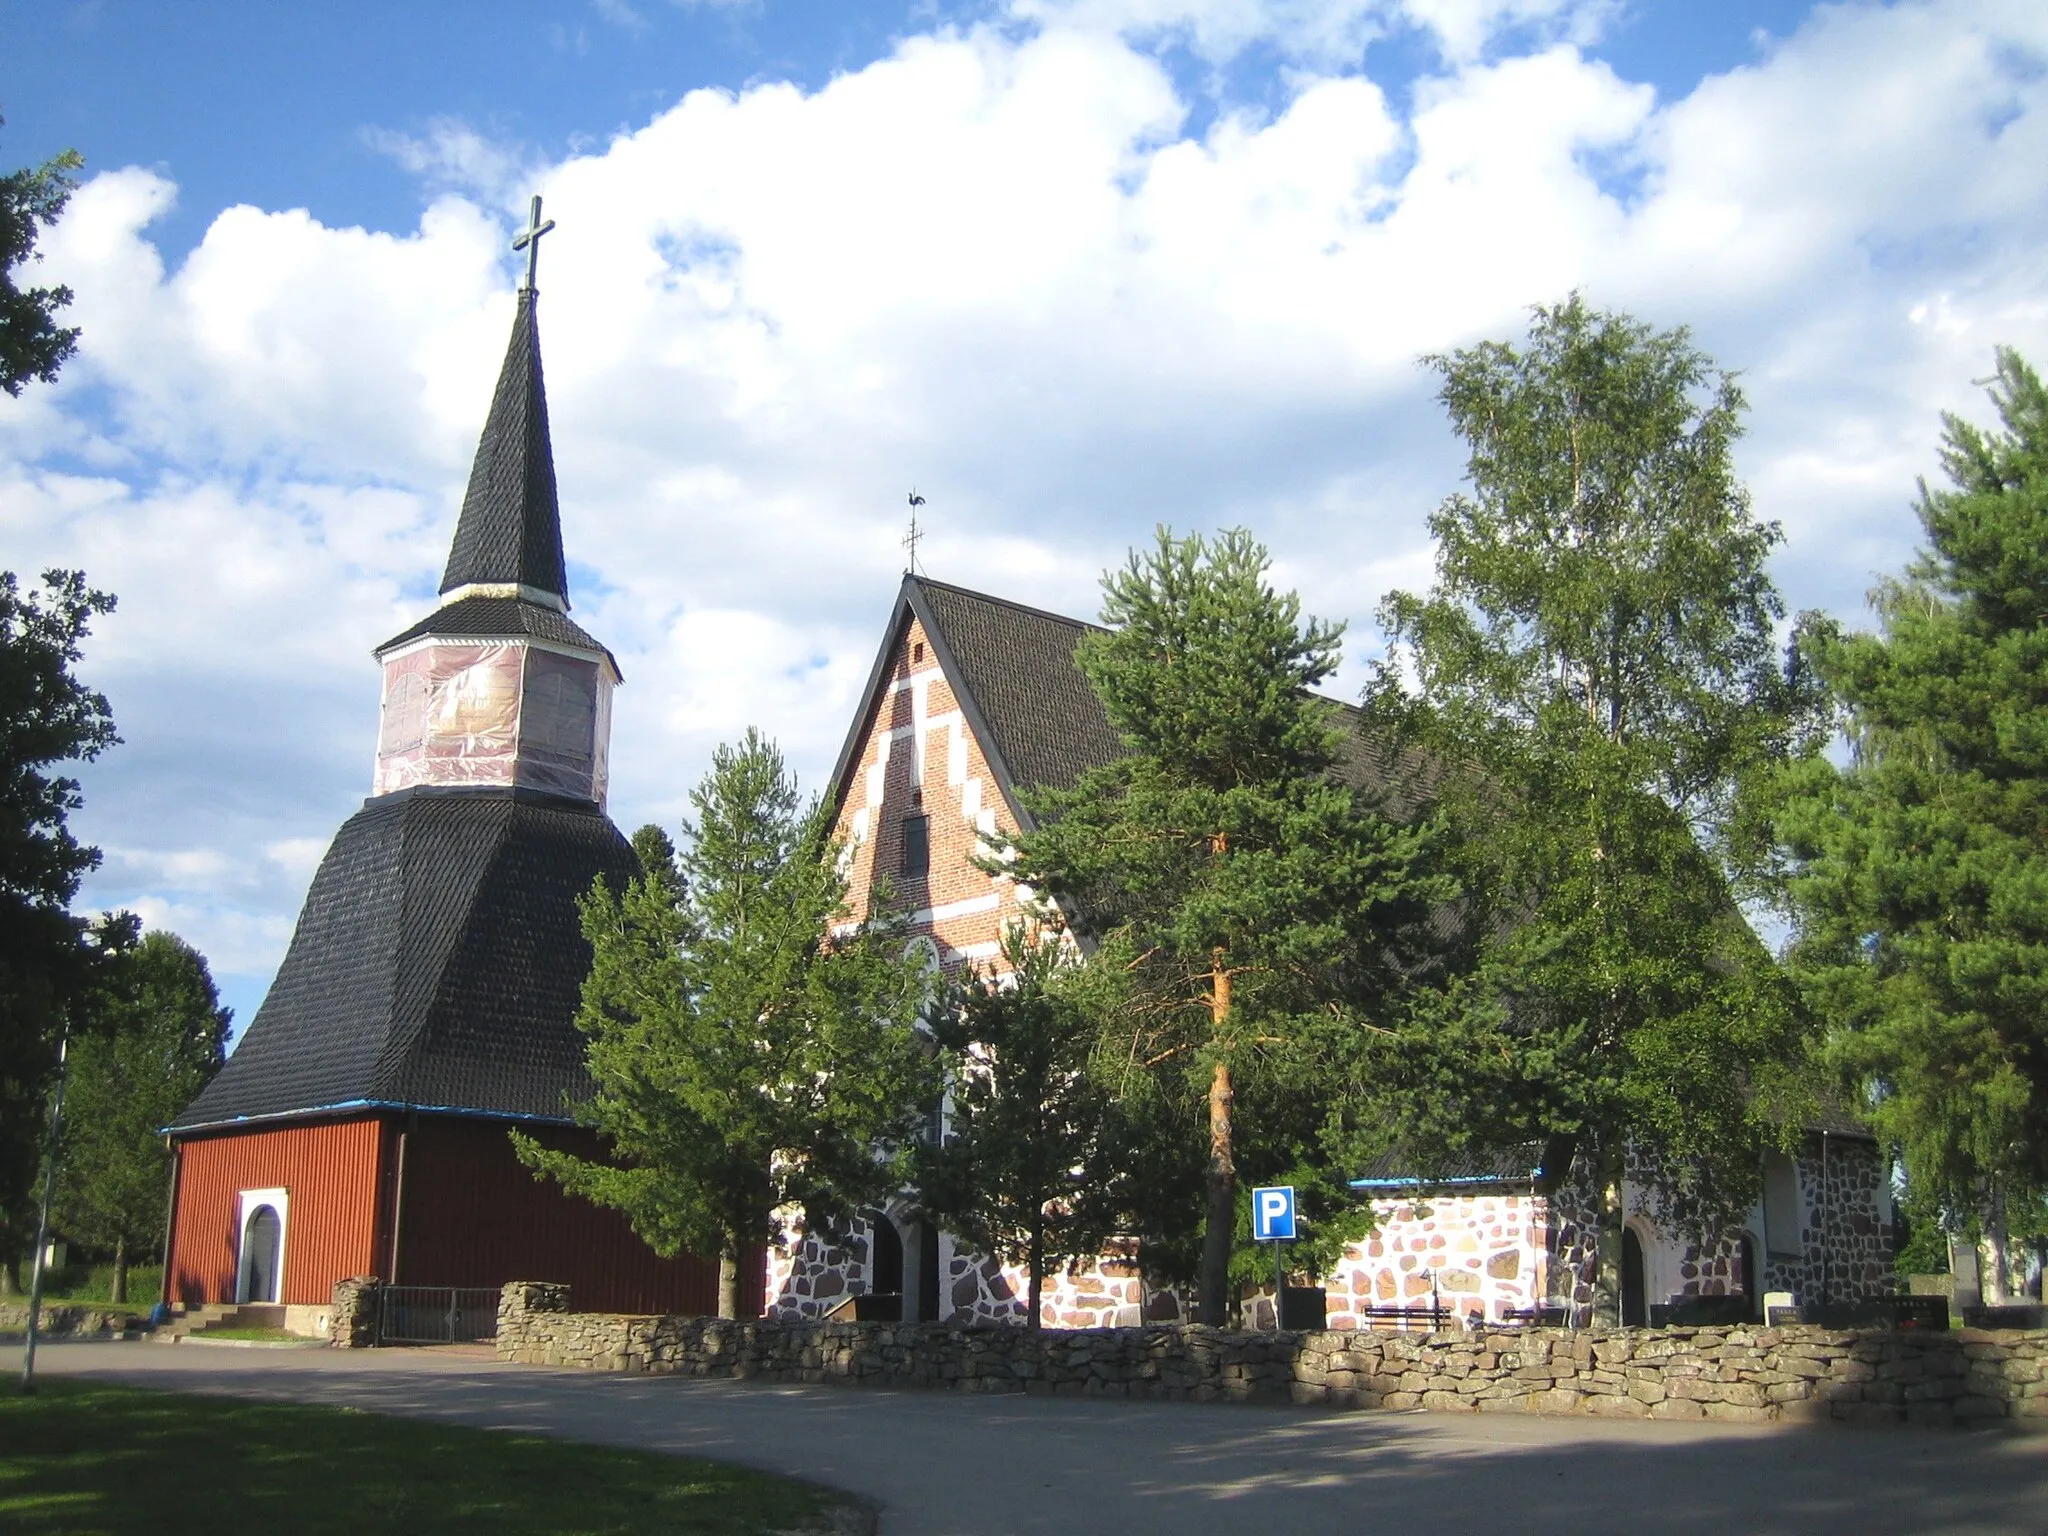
[1252,1185,1297,1242]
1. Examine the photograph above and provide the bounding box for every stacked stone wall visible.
[328,1276,382,1348]
[496,1283,2046,1425]
[0,1303,145,1338]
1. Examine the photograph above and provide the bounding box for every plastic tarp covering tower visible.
[374,641,611,805]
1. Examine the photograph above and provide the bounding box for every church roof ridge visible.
[828,571,1432,839]
[439,288,571,605]
[903,573,1105,636]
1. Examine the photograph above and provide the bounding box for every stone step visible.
[152,1302,283,1341]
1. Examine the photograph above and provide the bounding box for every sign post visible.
[1251,1185,1297,1331]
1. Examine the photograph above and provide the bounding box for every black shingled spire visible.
[439,289,570,603]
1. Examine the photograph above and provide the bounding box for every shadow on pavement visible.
[41,1342,2048,1536]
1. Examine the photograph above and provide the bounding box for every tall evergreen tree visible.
[0,569,118,1295]
[1775,349,2048,1298]
[1007,528,1449,1325]
[515,730,939,1319]
[1368,296,1825,1320]
[54,931,230,1302]
[914,931,1119,1327]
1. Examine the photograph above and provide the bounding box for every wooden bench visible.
[1352,1303,1450,1331]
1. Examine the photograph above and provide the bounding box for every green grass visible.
[16,1265,160,1309]
[186,1326,306,1342]
[1,1379,835,1535]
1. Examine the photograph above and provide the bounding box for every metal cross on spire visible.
[513,194,556,292]
[903,490,927,574]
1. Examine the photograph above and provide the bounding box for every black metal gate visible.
[378,1286,499,1344]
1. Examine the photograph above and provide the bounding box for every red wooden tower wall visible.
[168,1113,749,1316]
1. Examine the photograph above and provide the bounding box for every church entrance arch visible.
[236,1188,288,1304]
[1621,1226,1647,1327]
[1737,1232,1759,1319]
[870,1211,905,1298]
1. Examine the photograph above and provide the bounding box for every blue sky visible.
[9,0,1816,261]
[2,0,2045,1032]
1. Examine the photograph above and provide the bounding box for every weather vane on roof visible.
[513,194,556,292]
[903,491,927,574]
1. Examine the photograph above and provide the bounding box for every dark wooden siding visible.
[167,1117,388,1306]
[393,1117,755,1317]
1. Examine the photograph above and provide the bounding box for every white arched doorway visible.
[236,1187,289,1304]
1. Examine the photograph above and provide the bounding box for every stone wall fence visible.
[0,1302,145,1339]
[328,1277,383,1348]
[493,1281,2046,1427]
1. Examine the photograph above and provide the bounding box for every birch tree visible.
[1369,296,1825,1320]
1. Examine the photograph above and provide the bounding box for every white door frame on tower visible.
[235,1186,290,1304]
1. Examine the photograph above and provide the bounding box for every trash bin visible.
[1279,1286,1327,1331]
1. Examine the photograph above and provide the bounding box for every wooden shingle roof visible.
[439,290,569,602]
[172,787,638,1131]
[376,593,618,675]
[829,574,1427,826]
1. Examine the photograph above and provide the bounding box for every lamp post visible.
[20,1021,71,1392]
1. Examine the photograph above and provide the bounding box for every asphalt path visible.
[35,1339,2048,1535]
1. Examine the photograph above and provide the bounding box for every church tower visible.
[163,204,731,1322]
[371,284,617,807]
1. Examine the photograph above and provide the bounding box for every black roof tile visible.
[376,594,615,671]
[173,787,638,1131]
[1348,1144,1546,1189]
[833,575,1433,825]
[439,291,570,601]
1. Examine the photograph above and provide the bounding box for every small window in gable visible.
[913,641,925,663]
[901,813,930,880]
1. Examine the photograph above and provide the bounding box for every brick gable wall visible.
[832,615,1029,974]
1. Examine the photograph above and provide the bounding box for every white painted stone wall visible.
[1325,1192,1548,1327]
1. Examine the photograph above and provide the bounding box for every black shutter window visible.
[901,813,930,880]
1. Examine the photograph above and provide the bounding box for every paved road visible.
[37,1340,2048,1535]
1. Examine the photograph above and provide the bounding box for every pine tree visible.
[515,730,939,1319]
[1007,528,1449,1325]
[1369,296,1826,1321]
[54,931,229,1302]
[1776,349,2048,1298]
[913,931,1118,1327]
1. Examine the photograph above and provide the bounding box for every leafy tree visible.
[1,119,83,396]
[0,569,118,1295]
[913,931,1119,1327]
[1775,349,2048,1299]
[515,730,939,1319]
[1006,528,1450,1325]
[1367,296,1825,1321]
[53,931,230,1302]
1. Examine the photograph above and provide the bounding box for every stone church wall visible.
[767,1211,1158,1327]
[1325,1193,1548,1327]
[496,1282,2048,1424]
[1766,1133,1893,1304]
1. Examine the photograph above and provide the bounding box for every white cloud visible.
[5,0,2047,1016]
[592,0,652,33]
[1007,0,1615,66]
